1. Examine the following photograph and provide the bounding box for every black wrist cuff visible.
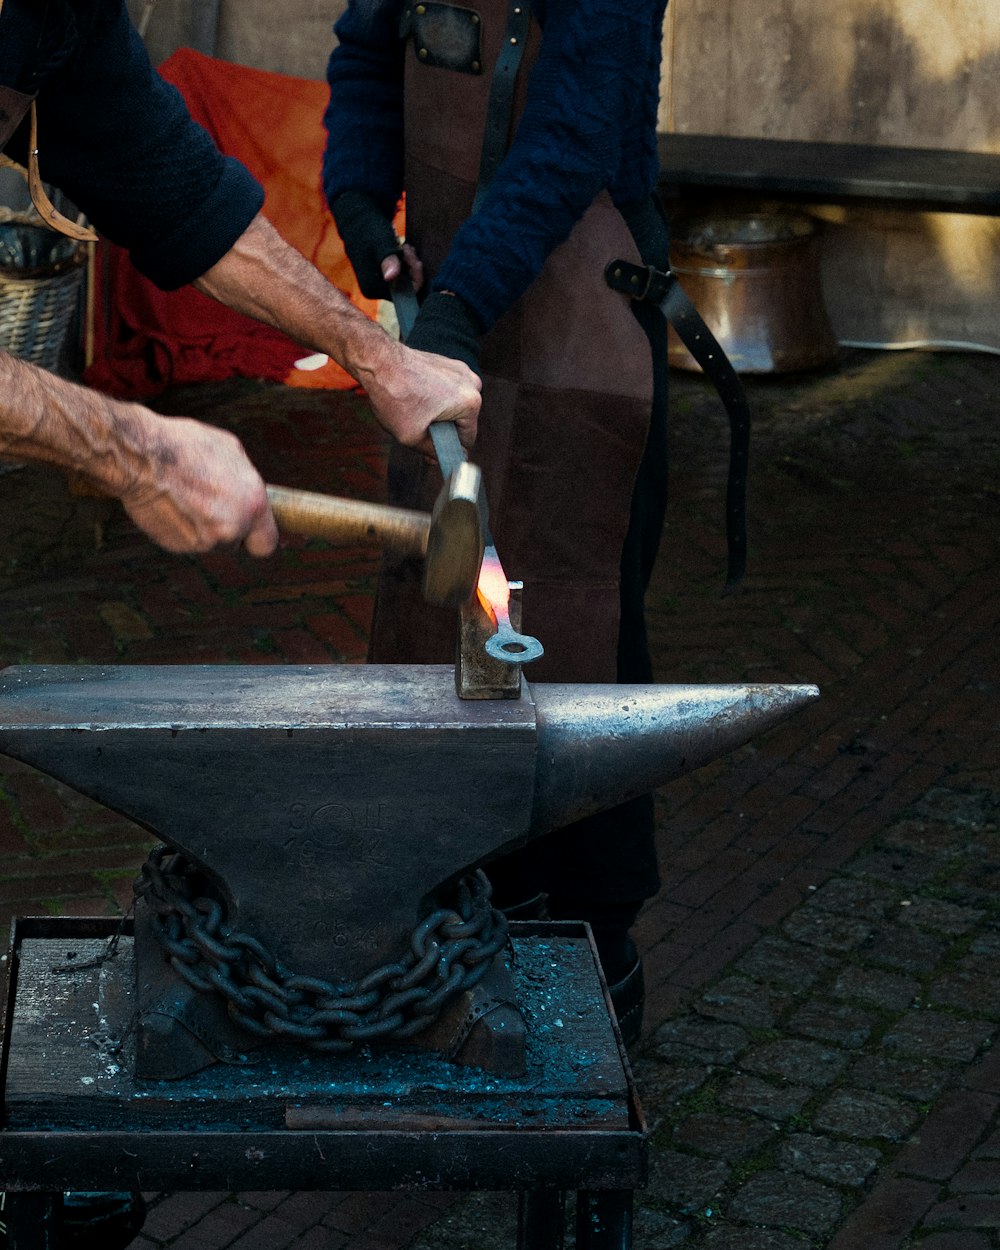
[331,190,400,299]
[405,290,482,376]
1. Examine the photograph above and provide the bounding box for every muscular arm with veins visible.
[0,351,277,556]
[194,214,479,453]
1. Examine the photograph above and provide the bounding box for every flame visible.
[476,552,509,619]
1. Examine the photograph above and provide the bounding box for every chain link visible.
[134,846,508,1051]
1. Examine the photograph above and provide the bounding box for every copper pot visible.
[667,214,838,374]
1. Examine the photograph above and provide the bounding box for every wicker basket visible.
[0,210,87,373]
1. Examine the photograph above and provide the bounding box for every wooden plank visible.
[666,0,1000,153]
[657,134,1000,214]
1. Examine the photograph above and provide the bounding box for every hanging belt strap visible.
[605,259,750,591]
[472,0,532,214]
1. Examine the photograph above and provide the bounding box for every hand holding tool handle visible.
[392,274,467,481]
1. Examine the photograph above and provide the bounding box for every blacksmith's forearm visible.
[193,213,393,387]
[0,352,155,494]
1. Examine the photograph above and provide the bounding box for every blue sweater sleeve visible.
[322,1,406,220]
[32,0,263,290]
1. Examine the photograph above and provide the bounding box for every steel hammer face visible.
[422,460,486,607]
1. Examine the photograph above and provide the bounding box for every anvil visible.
[0,664,816,1073]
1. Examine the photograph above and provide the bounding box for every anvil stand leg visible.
[3,1192,60,1248]
[517,1189,633,1250]
[576,1190,633,1250]
[517,1190,566,1250]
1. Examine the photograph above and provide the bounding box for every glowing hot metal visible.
[477,547,544,664]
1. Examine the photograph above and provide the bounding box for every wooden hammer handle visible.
[266,485,430,557]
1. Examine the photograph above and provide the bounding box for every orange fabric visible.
[84,48,398,397]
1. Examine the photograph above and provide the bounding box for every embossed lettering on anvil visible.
[285,801,389,867]
[279,915,386,954]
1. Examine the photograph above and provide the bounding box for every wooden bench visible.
[657,133,1000,215]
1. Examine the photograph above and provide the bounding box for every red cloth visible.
[84,48,397,397]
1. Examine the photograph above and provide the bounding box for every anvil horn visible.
[529,683,819,834]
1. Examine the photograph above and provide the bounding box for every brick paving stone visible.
[646,1149,731,1211]
[848,1053,954,1104]
[725,1169,842,1236]
[730,934,836,987]
[972,1129,1000,1159]
[926,960,1000,1014]
[629,1060,710,1133]
[717,1074,812,1121]
[970,930,1000,958]
[782,909,875,952]
[827,1178,939,1250]
[740,1038,850,1087]
[651,1016,751,1067]
[860,924,949,974]
[843,847,941,889]
[288,1228,350,1249]
[155,1198,261,1250]
[786,999,879,1049]
[967,1046,1000,1095]
[777,1133,881,1187]
[812,1088,920,1142]
[226,1215,303,1250]
[921,1195,1000,1231]
[139,1192,232,1240]
[405,1193,515,1250]
[672,1112,777,1160]
[882,1011,996,1063]
[908,1235,993,1250]
[693,977,792,1028]
[898,896,988,935]
[950,1161,1000,1194]
[702,1229,808,1250]
[805,876,902,921]
[323,1193,437,1238]
[237,1191,295,1211]
[831,965,921,1011]
[893,1090,1000,1181]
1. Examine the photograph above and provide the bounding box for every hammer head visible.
[422,461,486,607]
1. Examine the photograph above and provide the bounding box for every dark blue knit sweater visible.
[0,0,262,289]
[323,0,667,333]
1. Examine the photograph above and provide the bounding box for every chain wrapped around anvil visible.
[134,846,508,1052]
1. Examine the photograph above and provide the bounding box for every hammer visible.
[266,475,483,608]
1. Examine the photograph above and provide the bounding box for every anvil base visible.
[1,917,644,1248]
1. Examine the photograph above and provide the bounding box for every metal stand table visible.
[1,919,646,1249]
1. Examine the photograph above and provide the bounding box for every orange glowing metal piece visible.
[476,550,510,619]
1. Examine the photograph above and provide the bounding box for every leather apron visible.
[369,0,655,684]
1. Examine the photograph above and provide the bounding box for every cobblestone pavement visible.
[1,346,998,1248]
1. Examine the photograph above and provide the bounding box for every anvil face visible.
[0,664,818,986]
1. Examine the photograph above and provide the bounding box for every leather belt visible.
[605,259,750,591]
[472,0,531,214]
